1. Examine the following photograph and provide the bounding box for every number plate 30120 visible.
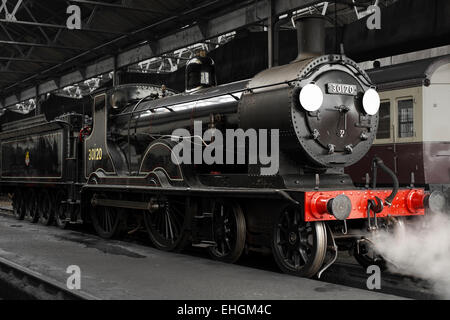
[327,83,357,96]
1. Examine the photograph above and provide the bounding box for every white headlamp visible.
[299,83,323,112]
[362,88,380,115]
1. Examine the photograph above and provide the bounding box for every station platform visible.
[0,213,404,300]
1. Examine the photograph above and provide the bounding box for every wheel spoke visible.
[154,211,161,230]
[294,251,300,268]
[299,248,308,263]
[107,211,113,233]
[170,213,180,239]
[103,211,108,231]
[164,212,169,239]
[167,212,175,241]
[225,237,231,251]
[171,207,184,231]
[286,247,293,261]
[102,211,106,231]
[219,241,224,255]
[104,211,109,232]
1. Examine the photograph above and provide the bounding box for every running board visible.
[91,198,159,212]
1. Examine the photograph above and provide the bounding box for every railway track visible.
[0,206,436,300]
[0,256,99,300]
[0,206,98,300]
[237,249,437,300]
[319,261,436,300]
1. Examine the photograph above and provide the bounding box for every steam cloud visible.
[371,212,450,299]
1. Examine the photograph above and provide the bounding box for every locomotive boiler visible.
[1,16,443,278]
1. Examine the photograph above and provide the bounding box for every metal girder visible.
[115,0,321,69]
[0,57,62,64]
[0,0,229,94]
[22,1,51,43]
[0,24,25,56]
[0,18,128,35]
[69,0,171,15]
[0,70,34,74]
[1,0,320,108]
[0,40,85,50]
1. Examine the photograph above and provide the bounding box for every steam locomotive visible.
[0,17,444,278]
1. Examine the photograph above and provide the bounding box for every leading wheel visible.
[272,205,327,278]
[143,197,190,251]
[208,200,246,263]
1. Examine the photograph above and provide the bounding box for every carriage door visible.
[84,93,116,179]
[394,96,419,182]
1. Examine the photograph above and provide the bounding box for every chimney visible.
[294,16,325,61]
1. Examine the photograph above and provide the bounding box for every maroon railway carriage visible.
[347,55,450,209]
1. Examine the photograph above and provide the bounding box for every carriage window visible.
[398,99,414,138]
[377,101,391,139]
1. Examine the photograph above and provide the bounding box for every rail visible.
[0,207,98,300]
[0,256,99,300]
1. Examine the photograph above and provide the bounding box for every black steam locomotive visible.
[0,17,442,278]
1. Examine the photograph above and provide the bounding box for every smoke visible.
[370,212,450,299]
